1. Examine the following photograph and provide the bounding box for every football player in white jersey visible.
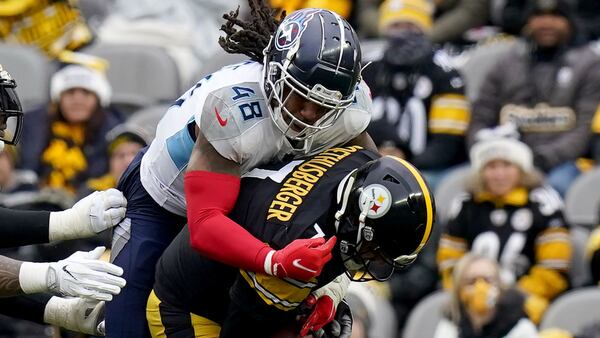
[106,2,376,337]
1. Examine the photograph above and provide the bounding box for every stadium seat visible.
[194,49,248,79]
[0,43,54,111]
[83,43,181,114]
[433,165,471,224]
[564,168,600,228]
[540,287,600,333]
[126,104,170,139]
[402,290,448,338]
[569,225,592,288]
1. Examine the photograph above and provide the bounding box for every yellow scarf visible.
[41,121,88,192]
[474,187,529,208]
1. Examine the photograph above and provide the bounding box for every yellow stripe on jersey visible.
[535,227,571,271]
[388,156,434,253]
[592,105,600,133]
[429,94,471,135]
[437,234,467,289]
[437,234,468,276]
[0,0,39,16]
[240,270,315,311]
[518,266,569,300]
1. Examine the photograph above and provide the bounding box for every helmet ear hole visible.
[382,174,399,184]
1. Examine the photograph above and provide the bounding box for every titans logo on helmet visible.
[275,8,320,51]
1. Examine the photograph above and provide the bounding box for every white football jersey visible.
[140,61,371,216]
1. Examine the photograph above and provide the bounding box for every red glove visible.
[265,237,336,281]
[300,294,336,337]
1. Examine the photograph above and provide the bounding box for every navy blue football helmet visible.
[334,156,436,281]
[0,65,23,145]
[262,8,362,141]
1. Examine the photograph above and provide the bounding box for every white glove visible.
[44,296,105,336]
[19,246,126,301]
[312,274,351,309]
[49,188,127,241]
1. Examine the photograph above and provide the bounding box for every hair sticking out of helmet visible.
[334,156,436,282]
[0,64,23,147]
[219,0,285,63]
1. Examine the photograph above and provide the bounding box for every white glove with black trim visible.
[49,188,127,241]
[19,246,126,301]
[44,297,105,335]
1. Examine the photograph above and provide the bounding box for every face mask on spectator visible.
[460,278,499,315]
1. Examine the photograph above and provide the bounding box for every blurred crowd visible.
[1,0,600,337]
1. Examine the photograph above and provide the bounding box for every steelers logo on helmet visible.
[335,155,436,282]
[358,184,392,219]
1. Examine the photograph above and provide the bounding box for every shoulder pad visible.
[199,82,270,161]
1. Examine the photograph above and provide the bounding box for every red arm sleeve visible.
[184,171,272,272]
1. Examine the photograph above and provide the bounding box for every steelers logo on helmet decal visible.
[359,184,392,219]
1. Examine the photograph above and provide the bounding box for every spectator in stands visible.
[19,63,122,194]
[434,254,539,338]
[468,0,600,197]
[78,124,148,198]
[499,0,598,43]
[438,126,572,324]
[0,0,92,58]
[430,0,491,45]
[577,0,600,42]
[0,146,37,195]
[363,0,470,189]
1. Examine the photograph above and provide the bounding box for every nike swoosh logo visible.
[215,107,228,126]
[292,259,317,273]
[62,265,77,280]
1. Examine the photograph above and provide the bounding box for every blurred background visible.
[1,0,600,337]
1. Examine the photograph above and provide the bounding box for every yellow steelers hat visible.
[379,0,433,34]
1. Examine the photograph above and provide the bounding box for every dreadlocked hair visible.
[219,0,286,63]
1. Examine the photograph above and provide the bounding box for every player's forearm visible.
[0,293,51,324]
[0,207,50,248]
[185,171,271,272]
[0,255,24,297]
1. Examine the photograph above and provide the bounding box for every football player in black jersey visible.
[148,146,436,338]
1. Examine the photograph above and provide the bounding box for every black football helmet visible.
[334,156,436,281]
[262,8,362,142]
[0,65,23,145]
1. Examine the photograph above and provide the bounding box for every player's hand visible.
[20,247,126,301]
[266,237,336,281]
[43,296,106,335]
[300,294,336,337]
[49,188,127,241]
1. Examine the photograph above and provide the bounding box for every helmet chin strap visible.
[335,170,376,269]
